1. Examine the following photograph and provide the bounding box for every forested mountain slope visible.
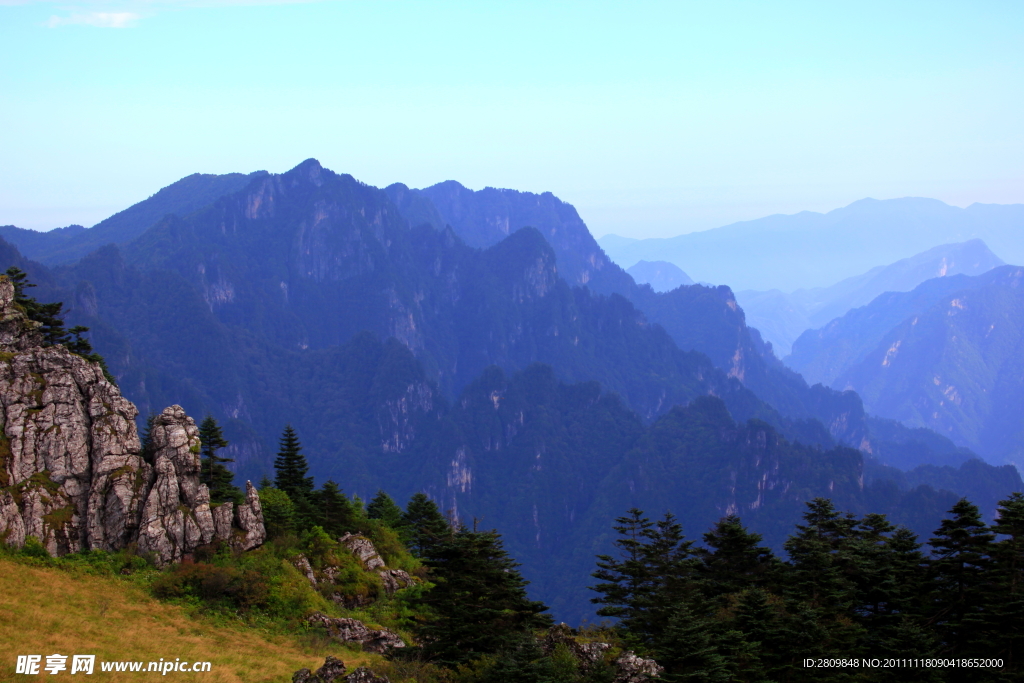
[737,239,1004,355]
[0,171,265,266]
[795,266,1024,467]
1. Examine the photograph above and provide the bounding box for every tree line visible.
[164,414,1024,682]
[593,496,1024,682]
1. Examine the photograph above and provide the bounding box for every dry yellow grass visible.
[0,558,374,682]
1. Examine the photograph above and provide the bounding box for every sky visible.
[2,1,1022,238]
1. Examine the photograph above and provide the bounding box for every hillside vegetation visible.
[0,556,371,682]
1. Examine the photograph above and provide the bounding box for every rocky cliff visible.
[0,276,264,561]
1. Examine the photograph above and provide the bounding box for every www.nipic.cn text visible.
[15,655,212,675]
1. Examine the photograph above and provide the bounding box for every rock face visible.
[0,275,264,561]
[306,612,406,653]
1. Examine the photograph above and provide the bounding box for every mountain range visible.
[1,159,1020,622]
[789,265,1024,470]
[625,260,694,292]
[736,239,1004,356]
[598,197,1024,292]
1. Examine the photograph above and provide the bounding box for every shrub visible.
[21,536,49,558]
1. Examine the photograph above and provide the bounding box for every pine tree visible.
[985,493,1024,671]
[927,498,995,658]
[273,425,314,500]
[367,490,406,530]
[198,415,241,504]
[140,412,157,464]
[314,480,354,538]
[5,267,117,384]
[653,602,731,683]
[402,492,450,557]
[635,512,701,651]
[782,499,864,663]
[592,509,706,661]
[258,487,296,539]
[416,526,552,667]
[590,508,654,628]
[701,515,778,598]
[783,498,858,613]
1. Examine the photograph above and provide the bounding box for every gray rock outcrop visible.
[613,651,664,683]
[344,669,390,683]
[292,658,390,683]
[292,656,349,683]
[0,275,265,561]
[306,612,406,653]
[338,532,414,596]
[340,532,386,570]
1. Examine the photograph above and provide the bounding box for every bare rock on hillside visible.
[340,532,386,570]
[292,656,348,683]
[0,275,265,562]
[306,612,406,653]
[614,651,664,683]
[345,668,390,683]
[292,659,390,683]
[378,568,413,595]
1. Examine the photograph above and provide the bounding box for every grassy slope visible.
[0,558,373,682]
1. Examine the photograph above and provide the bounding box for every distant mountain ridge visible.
[626,260,694,292]
[599,197,1024,291]
[737,240,1004,356]
[789,265,1024,468]
[0,171,266,266]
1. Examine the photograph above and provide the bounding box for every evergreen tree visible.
[140,412,157,464]
[701,515,778,599]
[989,492,1024,675]
[590,508,654,629]
[402,492,450,557]
[198,415,242,504]
[274,425,314,500]
[653,603,731,683]
[416,526,551,667]
[314,480,354,538]
[257,486,296,538]
[367,490,406,530]
[592,509,705,660]
[782,499,864,664]
[634,513,701,650]
[927,498,995,658]
[5,267,116,384]
[783,498,858,613]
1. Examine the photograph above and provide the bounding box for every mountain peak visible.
[287,158,326,186]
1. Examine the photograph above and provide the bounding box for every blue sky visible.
[2,0,1022,237]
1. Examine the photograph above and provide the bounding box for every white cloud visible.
[45,10,140,26]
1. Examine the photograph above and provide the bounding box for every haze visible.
[2,1,1023,237]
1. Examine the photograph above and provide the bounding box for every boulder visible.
[613,651,664,683]
[306,612,406,653]
[378,568,413,596]
[292,660,390,683]
[345,668,390,683]
[339,532,385,570]
[292,656,348,683]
